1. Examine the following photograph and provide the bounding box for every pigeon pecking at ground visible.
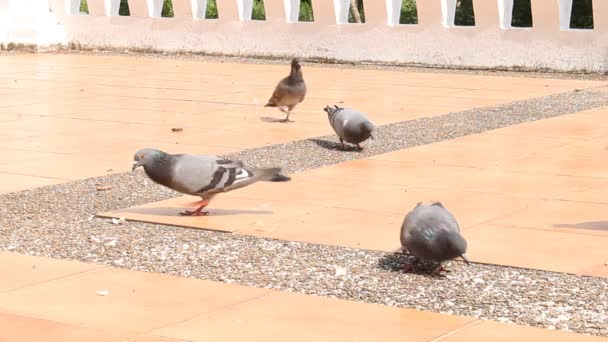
[324,105,375,150]
[132,148,291,216]
[399,201,470,274]
[264,57,307,122]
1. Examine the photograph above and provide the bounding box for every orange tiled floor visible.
[0,54,604,192]
[3,54,608,341]
[102,108,608,277]
[0,252,604,342]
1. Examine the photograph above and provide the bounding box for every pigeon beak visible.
[131,161,140,171]
[460,254,470,265]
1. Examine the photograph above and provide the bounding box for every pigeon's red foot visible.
[179,201,209,216]
[431,264,451,275]
[356,144,364,151]
[401,263,417,273]
[179,210,210,216]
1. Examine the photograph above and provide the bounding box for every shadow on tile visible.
[118,206,273,217]
[553,221,608,232]
[309,138,364,152]
[259,116,290,123]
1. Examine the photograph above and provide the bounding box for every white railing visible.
[1,0,607,72]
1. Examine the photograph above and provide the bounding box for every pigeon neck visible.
[288,68,303,83]
[144,153,173,187]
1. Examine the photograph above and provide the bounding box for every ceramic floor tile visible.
[126,336,187,342]
[151,292,477,342]
[0,267,272,333]
[301,159,470,187]
[241,207,403,251]
[419,168,602,200]
[488,200,608,237]
[332,187,529,230]
[464,224,608,275]
[0,252,104,292]
[440,320,608,341]
[0,173,67,194]
[498,152,608,179]
[0,148,71,164]
[98,194,328,233]
[0,54,602,191]
[488,114,607,140]
[0,154,127,180]
[221,175,395,206]
[0,312,131,342]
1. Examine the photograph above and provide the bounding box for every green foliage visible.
[79,0,89,14]
[299,0,314,22]
[106,0,594,30]
[511,0,532,27]
[161,0,174,17]
[119,0,130,16]
[400,0,418,24]
[206,0,218,19]
[348,0,365,23]
[454,0,475,26]
[570,0,593,29]
[252,0,266,20]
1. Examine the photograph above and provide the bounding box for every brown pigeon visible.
[264,57,306,122]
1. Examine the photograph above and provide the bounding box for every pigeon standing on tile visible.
[323,105,375,150]
[132,148,290,216]
[399,201,469,274]
[264,57,306,122]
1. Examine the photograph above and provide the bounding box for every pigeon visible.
[324,105,375,150]
[264,57,306,122]
[399,201,469,274]
[132,148,290,216]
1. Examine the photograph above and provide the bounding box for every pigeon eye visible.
[140,154,145,159]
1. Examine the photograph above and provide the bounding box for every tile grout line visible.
[0,262,109,295]
[426,319,485,342]
[133,291,278,340]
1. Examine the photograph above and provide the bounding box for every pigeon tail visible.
[222,167,286,192]
[269,174,291,182]
[360,121,375,135]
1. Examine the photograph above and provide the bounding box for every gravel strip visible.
[223,87,608,173]
[0,87,607,336]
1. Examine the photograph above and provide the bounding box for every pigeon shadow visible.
[553,221,608,232]
[118,207,273,217]
[259,116,290,123]
[377,253,447,278]
[309,138,362,153]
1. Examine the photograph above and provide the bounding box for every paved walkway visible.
[0,251,604,341]
[1,54,607,340]
[105,107,608,277]
[0,54,600,192]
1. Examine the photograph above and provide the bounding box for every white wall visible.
[1,0,607,73]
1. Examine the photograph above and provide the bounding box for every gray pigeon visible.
[399,201,469,274]
[324,105,375,150]
[264,57,306,122]
[132,148,290,216]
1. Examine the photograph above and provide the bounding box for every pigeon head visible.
[438,230,469,264]
[323,104,342,118]
[291,57,302,71]
[132,148,168,171]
